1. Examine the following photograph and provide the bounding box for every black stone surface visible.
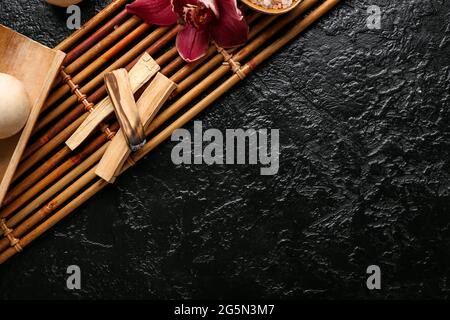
[0,0,449,299]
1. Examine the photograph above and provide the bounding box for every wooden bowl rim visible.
[240,0,302,15]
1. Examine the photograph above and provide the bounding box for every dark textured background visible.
[0,0,449,299]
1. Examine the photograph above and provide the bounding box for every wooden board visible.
[0,25,66,207]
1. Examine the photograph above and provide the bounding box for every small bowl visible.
[241,0,302,15]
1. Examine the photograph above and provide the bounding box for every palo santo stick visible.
[105,69,146,151]
[136,73,177,129]
[96,72,176,182]
[13,53,158,186]
[66,53,159,150]
[0,0,338,262]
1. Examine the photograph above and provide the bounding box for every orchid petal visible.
[210,0,248,48]
[176,24,209,62]
[172,0,195,17]
[126,0,177,26]
[199,0,219,17]
[172,0,218,20]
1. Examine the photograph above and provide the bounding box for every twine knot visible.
[214,42,246,80]
[0,219,23,253]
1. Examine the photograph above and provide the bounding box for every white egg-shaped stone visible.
[0,73,31,139]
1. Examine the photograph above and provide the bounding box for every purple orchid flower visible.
[127,0,249,62]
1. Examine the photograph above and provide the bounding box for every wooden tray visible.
[0,25,65,206]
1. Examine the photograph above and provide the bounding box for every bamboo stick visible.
[5,148,72,206]
[55,0,129,52]
[54,14,141,90]
[0,0,341,263]
[62,9,130,65]
[23,95,102,160]
[52,10,134,90]
[64,17,143,78]
[0,127,117,220]
[16,117,87,179]
[1,145,108,233]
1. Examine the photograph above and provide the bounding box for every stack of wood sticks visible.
[67,53,177,183]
